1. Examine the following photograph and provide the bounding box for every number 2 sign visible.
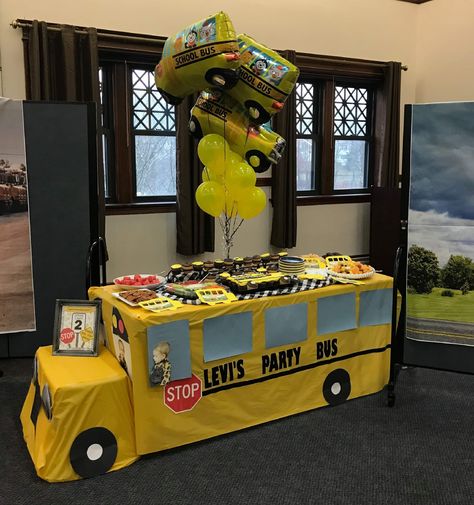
[53,299,101,356]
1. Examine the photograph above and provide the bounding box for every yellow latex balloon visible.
[195,181,225,217]
[202,167,224,184]
[225,150,243,168]
[208,159,226,176]
[237,187,267,219]
[197,134,229,170]
[226,162,256,191]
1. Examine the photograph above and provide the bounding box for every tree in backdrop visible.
[441,255,474,291]
[135,136,176,197]
[407,245,440,294]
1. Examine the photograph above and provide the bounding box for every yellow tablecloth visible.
[20,346,138,482]
[89,274,395,456]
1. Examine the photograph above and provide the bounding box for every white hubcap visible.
[331,382,342,396]
[86,443,104,461]
[249,107,260,119]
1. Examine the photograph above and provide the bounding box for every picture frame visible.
[52,299,101,356]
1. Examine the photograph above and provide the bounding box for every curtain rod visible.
[10,19,167,44]
[11,19,408,71]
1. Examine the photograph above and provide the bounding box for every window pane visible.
[334,140,367,190]
[297,138,315,191]
[334,86,368,136]
[296,83,315,135]
[135,135,176,197]
[132,69,175,132]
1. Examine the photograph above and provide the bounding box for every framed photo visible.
[53,299,101,356]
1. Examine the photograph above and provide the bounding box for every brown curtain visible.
[374,61,402,188]
[175,94,215,255]
[22,20,107,257]
[271,50,298,248]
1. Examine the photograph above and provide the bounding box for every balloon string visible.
[229,218,244,242]
[222,91,231,256]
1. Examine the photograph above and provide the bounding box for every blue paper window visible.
[317,293,357,335]
[359,289,393,327]
[147,320,191,383]
[203,312,253,362]
[265,303,308,349]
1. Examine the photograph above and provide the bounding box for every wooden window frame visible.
[99,48,178,215]
[297,72,376,205]
[295,81,321,197]
[294,53,383,206]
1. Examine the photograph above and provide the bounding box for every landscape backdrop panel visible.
[407,102,474,346]
[0,98,36,334]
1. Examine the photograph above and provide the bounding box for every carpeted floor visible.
[0,359,473,505]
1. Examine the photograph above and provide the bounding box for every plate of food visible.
[328,261,375,279]
[112,289,159,307]
[113,274,166,290]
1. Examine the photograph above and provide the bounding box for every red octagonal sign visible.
[164,374,202,413]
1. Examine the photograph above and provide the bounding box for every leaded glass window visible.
[333,85,370,190]
[296,82,318,192]
[131,68,176,198]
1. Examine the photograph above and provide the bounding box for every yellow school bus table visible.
[20,345,138,482]
[90,274,396,455]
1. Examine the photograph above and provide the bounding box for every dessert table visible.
[21,274,396,481]
[90,274,395,454]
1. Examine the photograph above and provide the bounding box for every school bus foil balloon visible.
[226,34,300,124]
[155,12,241,105]
[189,90,286,173]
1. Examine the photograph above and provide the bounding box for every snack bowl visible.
[113,274,166,290]
[327,267,375,280]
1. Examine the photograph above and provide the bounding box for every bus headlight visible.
[41,383,53,420]
[32,355,38,386]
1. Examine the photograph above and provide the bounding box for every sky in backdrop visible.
[408,102,474,265]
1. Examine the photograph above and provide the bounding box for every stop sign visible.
[164,374,202,413]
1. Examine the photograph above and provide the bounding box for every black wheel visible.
[112,307,129,342]
[244,100,270,125]
[70,427,118,478]
[157,87,182,106]
[189,115,203,139]
[245,150,270,173]
[205,68,239,90]
[323,369,351,406]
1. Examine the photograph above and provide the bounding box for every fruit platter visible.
[113,274,166,290]
[327,260,375,279]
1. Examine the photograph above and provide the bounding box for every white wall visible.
[415,0,474,103]
[0,0,419,279]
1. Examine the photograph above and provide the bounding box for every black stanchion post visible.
[387,245,403,407]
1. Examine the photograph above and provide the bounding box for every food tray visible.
[327,267,375,280]
[112,289,159,307]
[113,274,165,290]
